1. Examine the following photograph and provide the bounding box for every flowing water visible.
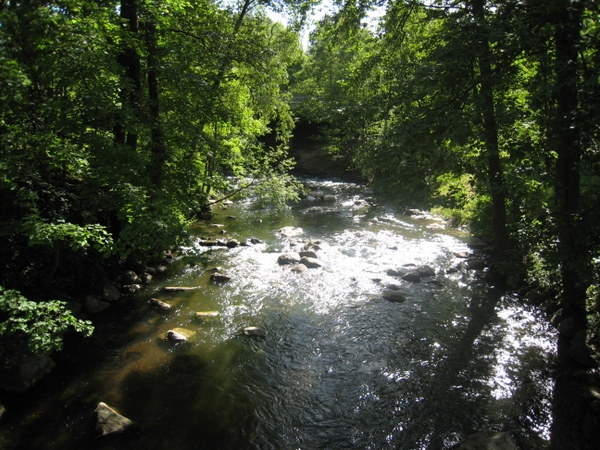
[4,178,556,450]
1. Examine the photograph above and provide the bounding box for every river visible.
[3,177,556,449]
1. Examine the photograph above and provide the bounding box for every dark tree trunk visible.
[549,1,592,449]
[115,0,141,150]
[145,19,166,187]
[470,0,511,260]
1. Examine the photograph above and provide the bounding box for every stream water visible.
[3,177,556,450]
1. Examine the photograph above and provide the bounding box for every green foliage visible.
[0,0,305,284]
[248,173,303,211]
[0,286,94,354]
[431,173,481,227]
[25,216,113,254]
[114,197,191,261]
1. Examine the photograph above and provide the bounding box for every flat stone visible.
[95,402,133,436]
[162,286,200,292]
[194,311,220,320]
[148,298,171,310]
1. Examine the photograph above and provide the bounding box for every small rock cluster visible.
[379,251,488,304]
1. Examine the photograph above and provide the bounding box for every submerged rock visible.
[95,402,134,436]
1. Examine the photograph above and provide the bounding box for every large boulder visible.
[95,402,134,436]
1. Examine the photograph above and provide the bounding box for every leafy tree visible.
[0,286,94,354]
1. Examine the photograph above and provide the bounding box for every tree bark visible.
[548,1,591,448]
[470,0,511,260]
[145,19,167,187]
[114,0,141,150]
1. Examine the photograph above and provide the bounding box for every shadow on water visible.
[396,285,502,449]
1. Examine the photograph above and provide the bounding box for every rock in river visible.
[243,326,267,337]
[300,256,323,269]
[165,327,195,342]
[194,311,220,320]
[148,298,171,310]
[382,289,407,303]
[278,252,301,265]
[95,402,134,436]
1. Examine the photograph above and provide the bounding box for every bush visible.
[0,286,94,354]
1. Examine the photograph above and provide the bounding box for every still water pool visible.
[5,178,556,449]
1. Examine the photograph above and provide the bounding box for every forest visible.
[1,0,599,448]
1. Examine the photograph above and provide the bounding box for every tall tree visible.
[470,0,510,259]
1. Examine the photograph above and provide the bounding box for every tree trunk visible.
[549,1,591,448]
[470,0,511,260]
[145,19,167,187]
[115,0,141,150]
